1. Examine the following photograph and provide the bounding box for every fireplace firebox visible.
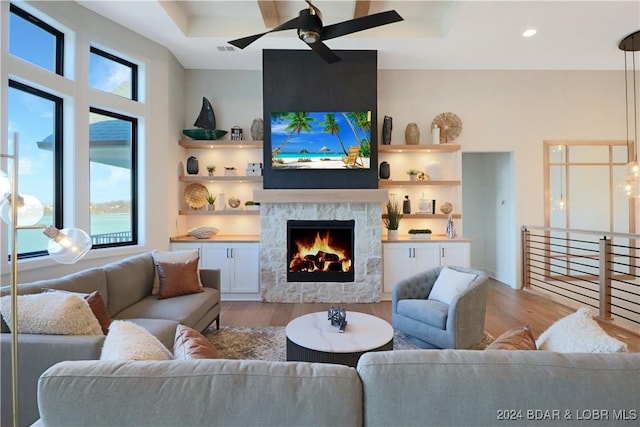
[287,220,355,282]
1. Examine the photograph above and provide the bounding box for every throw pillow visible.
[100,320,172,360]
[428,267,478,305]
[486,325,537,350]
[173,324,221,360]
[536,307,627,353]
[151,249,202,295]
[0,292,103,335]
[155,258,204,299]
[43,289,111,335]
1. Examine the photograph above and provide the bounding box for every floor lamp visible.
[1,132,92,427]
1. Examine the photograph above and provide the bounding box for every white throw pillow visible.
[428,267,478,305]
[0,292,103,335]
[151,249,202,295]
[536,307,627,353]
[100,320,172,360]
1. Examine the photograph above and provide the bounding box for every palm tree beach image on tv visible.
[270,111,371,169]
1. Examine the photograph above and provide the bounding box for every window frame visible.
[88,106,139,249]
[8,79,64,259]
[89,46,139,101]
[9,3,64,76]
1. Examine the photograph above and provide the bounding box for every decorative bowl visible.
[182,129,228,140]
[188,227,219,239]
[228,197,241,209]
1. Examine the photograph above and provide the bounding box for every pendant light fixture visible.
[620,31,640,198]
[552,145,566,211]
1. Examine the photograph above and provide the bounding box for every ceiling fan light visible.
[298,29,320,44]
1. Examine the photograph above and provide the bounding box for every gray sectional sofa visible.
[0,252,221,427]
[33,350,639,427]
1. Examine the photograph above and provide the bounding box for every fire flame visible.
[290,231,352,272]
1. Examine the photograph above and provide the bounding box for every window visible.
[9,4,63,75]
[89,46,138,100]
[89,108,137,247]
[7,80,63,258]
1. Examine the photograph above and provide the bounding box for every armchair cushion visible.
[396,299,448,329]
[428,267,478,305]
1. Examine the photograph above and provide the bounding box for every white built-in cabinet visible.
[382,241,470,293]
[170,241,260,300]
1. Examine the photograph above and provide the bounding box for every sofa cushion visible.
[103,253,155,316]
[155,258,203,300]
[428,267,477,305]
[44,289,111,335]
[151,249,202,295]
[0,293,103,335]
[0,267,108,332]
[100,320,172,360]
[173,324,221,359]
[486,325,537,350]
[536,307,627,353]
[113,287,219,331]
[396,299,448,329]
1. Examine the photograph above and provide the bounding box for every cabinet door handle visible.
[441,248,444,258]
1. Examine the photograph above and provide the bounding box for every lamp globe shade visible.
[0,193,44,226]
[45,227,92,264]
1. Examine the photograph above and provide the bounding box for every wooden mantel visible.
[253,189,388,203]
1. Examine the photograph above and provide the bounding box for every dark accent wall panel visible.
[263,49,378,189]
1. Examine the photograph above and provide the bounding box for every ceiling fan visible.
[228,0,403,64]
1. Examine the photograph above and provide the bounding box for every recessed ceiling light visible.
[523,29,537,38]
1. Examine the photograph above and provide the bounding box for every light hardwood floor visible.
[219,279,640,352]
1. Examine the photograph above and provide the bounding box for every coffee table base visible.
[286,337,393,367]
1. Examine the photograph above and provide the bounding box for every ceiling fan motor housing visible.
[297,8,322,44]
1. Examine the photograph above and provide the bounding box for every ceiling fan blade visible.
[321,10,403,41]
[228,32,269,49]
[228,15,306,49]
[308,40,341,64]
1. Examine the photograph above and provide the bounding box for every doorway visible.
[462,152,517,288]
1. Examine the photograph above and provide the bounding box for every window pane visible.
[569,146,609,163]
[9,6,60,73]
[89,48,136,99]
[8,84,58,256]
[89,110,135,246]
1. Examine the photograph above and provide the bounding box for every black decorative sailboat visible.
[182,97,228,140]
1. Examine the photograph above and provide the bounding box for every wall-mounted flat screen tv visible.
[270,111,371,170]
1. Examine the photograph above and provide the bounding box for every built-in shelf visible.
[378,144,460,153]
[179,209,261,216]
[378,180,461,187]
[179,176,263,183]
[383,213,461,219]
[179,140,263,149]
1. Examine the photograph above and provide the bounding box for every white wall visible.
[1,1,185,283]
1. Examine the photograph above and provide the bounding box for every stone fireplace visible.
[254,189,387,303]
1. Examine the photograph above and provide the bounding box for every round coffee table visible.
[285,311,394,367]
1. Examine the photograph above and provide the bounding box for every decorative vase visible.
[409,173,418,181]
[186,156,199,175]
[382,116,393,145]
[379,161,390,179]
[207,204,215,211]
[403,195,411,214]
[218,193,226,211]
[405,123,420,145]
[431,124,441,145]
[388,229,399,241]
[427,160,443,180]
[446,214,456,239]
[251,118,264,140]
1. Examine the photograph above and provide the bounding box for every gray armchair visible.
[392,265,488,349]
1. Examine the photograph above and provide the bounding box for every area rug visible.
[204,326,494,361]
